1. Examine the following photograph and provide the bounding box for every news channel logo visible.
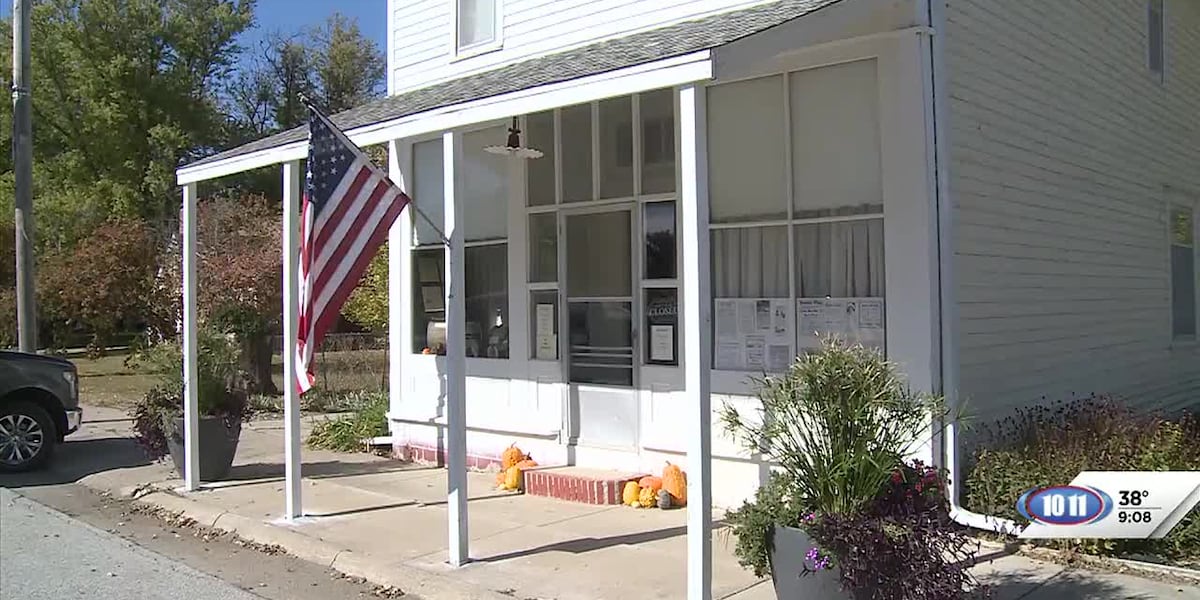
[1015,471,1200,539]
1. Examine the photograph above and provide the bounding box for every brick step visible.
[522,467,648,505]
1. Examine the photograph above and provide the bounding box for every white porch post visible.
[181,182,200,491]
[443,130,469,567]
[388,140,414,439]
[679,83,713,600]
[281,160,303,519]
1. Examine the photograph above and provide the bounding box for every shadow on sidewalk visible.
[218,460,433,485]
[476,525,689,563]
[0,436,151,488]
[982,567,1158,600]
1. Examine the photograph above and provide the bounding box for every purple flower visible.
[814,557,831,571]
[804,512,816,523]
[805,547,820,561]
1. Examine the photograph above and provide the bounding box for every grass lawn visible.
[73,348,388,412]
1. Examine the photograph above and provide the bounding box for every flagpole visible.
[298,93,451,246]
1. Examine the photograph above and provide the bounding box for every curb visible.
[122,487,512,600]
[976,537,1200,585]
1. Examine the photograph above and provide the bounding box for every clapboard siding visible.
[947,0,1200,421]
[389,0,772,93]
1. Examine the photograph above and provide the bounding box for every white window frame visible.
[1168,196,1198,345]
[452,0,503,60]
[1147,0,1166,82]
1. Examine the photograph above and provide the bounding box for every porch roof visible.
[182,0,843,173]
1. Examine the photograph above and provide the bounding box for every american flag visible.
[296,103,410,394]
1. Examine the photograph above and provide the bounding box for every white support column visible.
[181,182,200,492]
[679,84,712,600]
[388,140,414,432]
[443,130,469,567]
[281,160,303,520]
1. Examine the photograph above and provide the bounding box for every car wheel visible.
[0,401,56,473]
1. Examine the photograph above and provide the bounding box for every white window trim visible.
[1167,195,1198,346]
[1147,0,1166,82]
[451,0,504,61]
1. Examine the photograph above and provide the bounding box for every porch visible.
[173,1,953,597]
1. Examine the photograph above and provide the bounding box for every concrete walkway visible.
[5,404,1197,600]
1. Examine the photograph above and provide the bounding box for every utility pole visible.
[12,0,36,352]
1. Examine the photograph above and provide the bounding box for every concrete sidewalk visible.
[8,404,1198,600]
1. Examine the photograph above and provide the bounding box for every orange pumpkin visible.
[638,476,663,492]
[662,462,687,506]
[515,458,538,469]
[501,444,526,470]
[504,465,523,490]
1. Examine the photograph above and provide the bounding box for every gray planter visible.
[166,415,242,482]
[769,525,851,600]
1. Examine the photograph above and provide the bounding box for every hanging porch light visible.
[484,116,543,159]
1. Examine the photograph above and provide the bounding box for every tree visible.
[193,195,282,395]
[342,248,389,333]
[37,219,161,352]
[225,12,384,137]
[0,0,255,249]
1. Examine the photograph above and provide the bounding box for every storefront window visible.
[644,288,677,366]
[530,290,558,360]
[526,111,556,206]
[561,103,593,203]
[707,75,786,223]
[599,96,633,199]
[528,212,557,283]
[644,201,676,280]
[411,245,509,358]
[640,89,676,195]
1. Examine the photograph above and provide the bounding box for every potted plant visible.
[721,337,985,600]
[129,326,249,481]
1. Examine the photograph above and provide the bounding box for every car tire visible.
[0,401,56,473]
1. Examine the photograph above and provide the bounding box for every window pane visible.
[599,96,633,199]
[1173,208,1194,246]
[412,248,445,353]
[790,59,883,218]
[567,211,631,297]
[531,290,559,360]
[711,226,789,298]
[640,89,676,194]
[644,201,676,280]
[1171,245,1196,337]
[526,111,556,206]
[707,76,786,223]
[529,212,557,283]
[466,244,509,358]
[561,104,593,203]
[645,288,678,365]
[411,245,510,357]
[457,0,495,48]
[794,219,885,298]
[413,139,444,246]
[568,301,633,386]
[463,126,509,241]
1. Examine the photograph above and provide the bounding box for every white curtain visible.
[711,226,789,297]
[795,219,884,298]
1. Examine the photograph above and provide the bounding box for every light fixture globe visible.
[484,116,544,159]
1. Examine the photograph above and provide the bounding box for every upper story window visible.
[1148,0,1165,78]
[456,0,500,54]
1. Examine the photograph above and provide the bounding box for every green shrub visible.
[965,395,1200,560]
[306,392,388,453]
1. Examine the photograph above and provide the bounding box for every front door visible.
[564,207,637,448]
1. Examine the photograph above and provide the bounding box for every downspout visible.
[924,0,1021,535]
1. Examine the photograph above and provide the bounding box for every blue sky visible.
[242,0,388,58]
[0,0,389,63]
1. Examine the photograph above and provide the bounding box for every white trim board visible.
[176,51,713,185]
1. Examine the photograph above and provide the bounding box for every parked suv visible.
[0,350,82,472]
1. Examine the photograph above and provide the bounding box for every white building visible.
[179,0,1199,519]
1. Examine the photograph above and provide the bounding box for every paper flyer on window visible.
[713,298,794,371]
[797,297,885,353]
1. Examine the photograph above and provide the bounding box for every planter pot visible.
[769,525,851,600]
[166,415,242,482]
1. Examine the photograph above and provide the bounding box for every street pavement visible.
[0,487,264,600]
